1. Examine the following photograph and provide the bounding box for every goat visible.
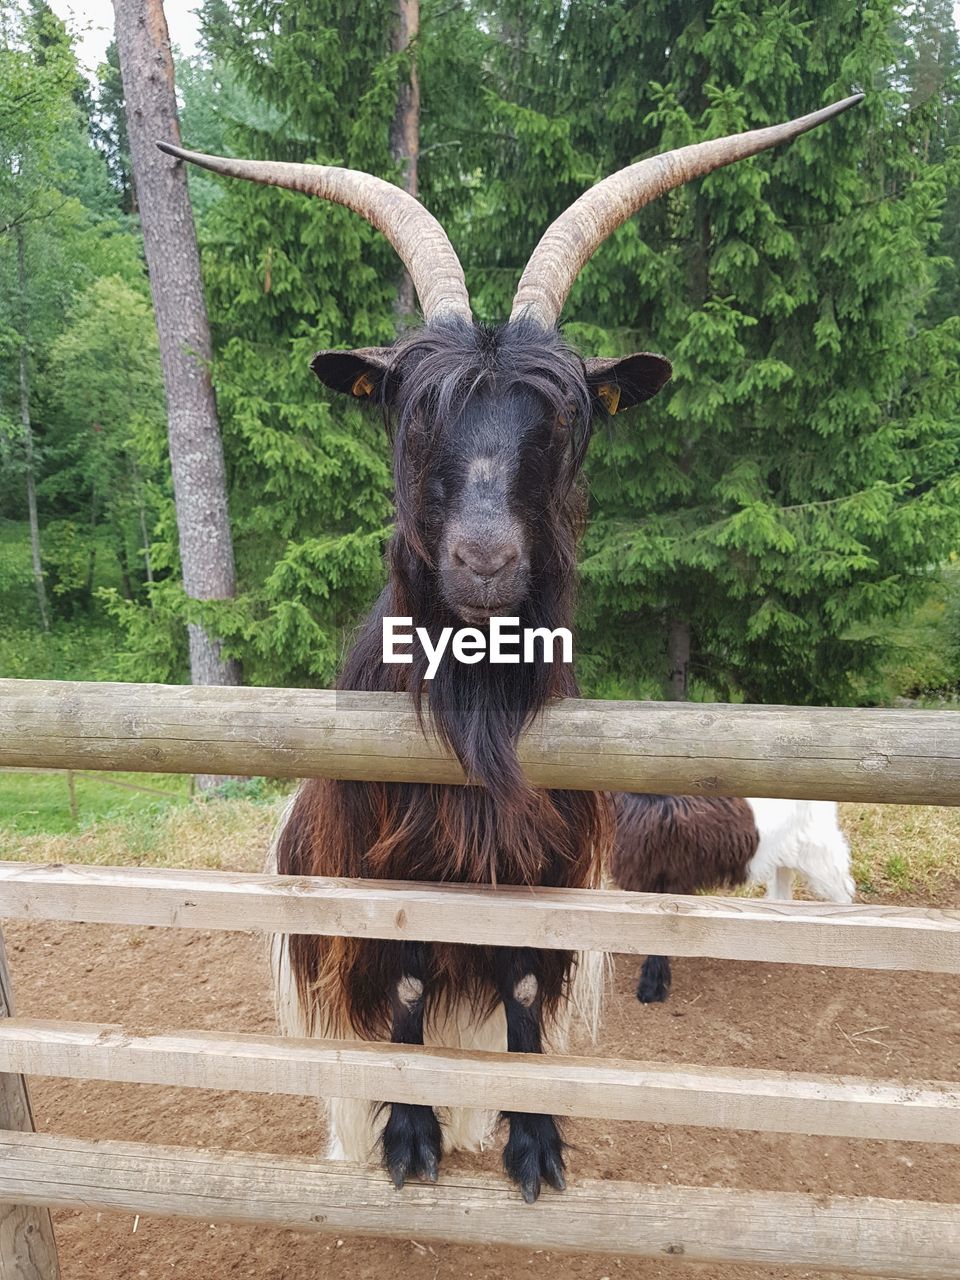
[610,794,855,1003]
[160,91,862,1202]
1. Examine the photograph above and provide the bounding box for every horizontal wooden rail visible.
[1,862,958,972]
[0,1131,958,1276]
[2,678,959,802]
[1,1018,957,1145]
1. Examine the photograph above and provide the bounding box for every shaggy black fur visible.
[278,319,668,1198]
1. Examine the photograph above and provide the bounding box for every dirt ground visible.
[5,878,960,1280]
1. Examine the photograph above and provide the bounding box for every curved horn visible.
[156,142,472,324]
[510,94,864,328]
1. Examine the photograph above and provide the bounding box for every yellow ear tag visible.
[597,382,621,415]
[351,372,376,398]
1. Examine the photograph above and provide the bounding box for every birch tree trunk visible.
[391,0,420,322]
[16,226,50,634]
[112,0,241,691]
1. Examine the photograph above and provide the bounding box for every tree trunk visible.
[113,0,241,700]
[667,617,691,702]
[138,500,154,591]
[16,227,50,634]
[116,532,134,601]
[85,482,98,606]
[390,0,420,323]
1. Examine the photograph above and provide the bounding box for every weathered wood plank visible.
[0,1018,956,1145]
[1,862,958,973]
[0,940,59,1280]
[0,1130,957,1277]
[1,678,958,803]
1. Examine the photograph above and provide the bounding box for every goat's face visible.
[428,382,556,623]
[311,321,671,624]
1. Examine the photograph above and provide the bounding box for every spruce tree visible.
[471,0,960,704]
[102,0,959,703]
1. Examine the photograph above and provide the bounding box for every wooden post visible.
[769,867,794,900]
[65,774,77,825]
[0,932,59,1279]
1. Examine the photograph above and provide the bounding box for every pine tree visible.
[90,41,133,214]
[470,0,960,704]
[898,0,960,327]
[102,0,959,704]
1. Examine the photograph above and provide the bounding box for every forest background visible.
[2,0,959,710]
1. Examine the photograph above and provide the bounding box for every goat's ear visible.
[310,347,394,401]
[584,352,672,415]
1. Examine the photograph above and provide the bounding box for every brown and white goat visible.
[161,92,862,1202]
[611,795,855,1003]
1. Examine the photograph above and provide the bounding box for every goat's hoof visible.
[637,957,671,1004]
[502,1112,566,1203]
[636,979,669,1004]
[382,1102,443,1189]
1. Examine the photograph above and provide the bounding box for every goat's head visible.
[158,95,862,628]
[304,319,670,625]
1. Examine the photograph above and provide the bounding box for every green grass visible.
[0,778,957,909]
[0,784,286,869]
[843,802,960,898]
[0,770,193,837]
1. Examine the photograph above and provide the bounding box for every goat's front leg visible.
[381,941,443,1188]
[495,947,566,1203]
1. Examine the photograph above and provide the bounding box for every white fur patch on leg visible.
[513,974,538,1006]
[766,866,794,900]
[397,975,424,1007]
[265,797,311,1039]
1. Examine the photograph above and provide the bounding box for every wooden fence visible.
[0,677,959,1278]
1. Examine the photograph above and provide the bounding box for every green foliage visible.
[0,519,125,680]
[44,274,167,613]
[200,775,284,802]
[460,0,960,703]
[2,0,958,708]
[40,518,91,608]
[89,41,132,213]
[1,1,163,652]
[942,557,960,677]
[101,0,404,686]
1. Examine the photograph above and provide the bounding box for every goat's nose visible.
[451,539,519,581]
